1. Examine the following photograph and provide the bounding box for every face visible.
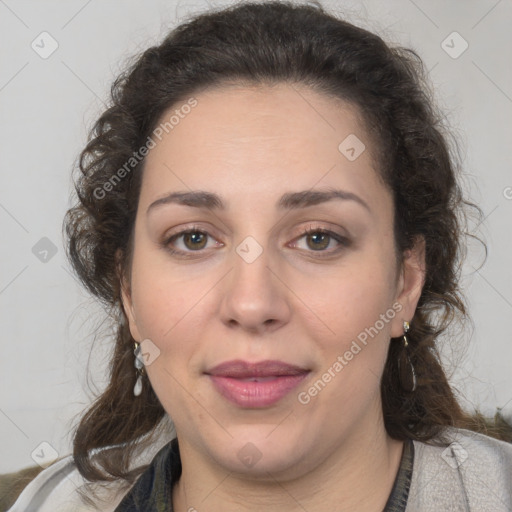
[121,83,424,479]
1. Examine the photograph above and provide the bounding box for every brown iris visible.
[306,232,330,251]
[183,231,208,250]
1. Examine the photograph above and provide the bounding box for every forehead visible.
[139,83,389,214]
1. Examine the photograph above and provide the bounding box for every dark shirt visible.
[114,437,414,511]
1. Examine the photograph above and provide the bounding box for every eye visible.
[163,226,222,256]
[291,226,350,253]
[161,224,350,259]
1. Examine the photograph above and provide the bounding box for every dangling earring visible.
[133,341,145,396]
[398,321,417,392]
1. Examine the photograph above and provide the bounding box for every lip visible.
[206,359,309,378]
[205,359,310,408]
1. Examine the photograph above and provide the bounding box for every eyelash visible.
[162,224,350,259]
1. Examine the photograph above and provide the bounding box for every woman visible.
[7,1,512,511]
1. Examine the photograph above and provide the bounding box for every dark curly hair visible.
[62,0,496,499]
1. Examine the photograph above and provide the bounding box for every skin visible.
[121,82,425,512]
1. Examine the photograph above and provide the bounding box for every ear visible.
[116,248,143,342]
[390,236,426,338]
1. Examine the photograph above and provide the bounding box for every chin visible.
[207,430,312,479]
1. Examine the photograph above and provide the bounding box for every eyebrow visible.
[146,188,370,215]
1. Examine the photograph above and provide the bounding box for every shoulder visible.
[5,436,174,512]
[4,455,127,512]
[0,463,45,511]
[407,427,512,512]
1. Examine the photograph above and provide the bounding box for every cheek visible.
[129,250,218,383]
[314,260,397,339]
[131,277,181,341]
[306,259,398,392]
[129,241,209,340]
[130,264,208,405]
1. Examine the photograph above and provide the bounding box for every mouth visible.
[205,359,310,378]
[232,376,285,382]
[205,359,311,408]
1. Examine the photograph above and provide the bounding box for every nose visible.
[218,242,292,334]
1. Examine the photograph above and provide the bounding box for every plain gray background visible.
[1,0,511,473]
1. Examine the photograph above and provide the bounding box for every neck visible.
[172,419,404,512]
